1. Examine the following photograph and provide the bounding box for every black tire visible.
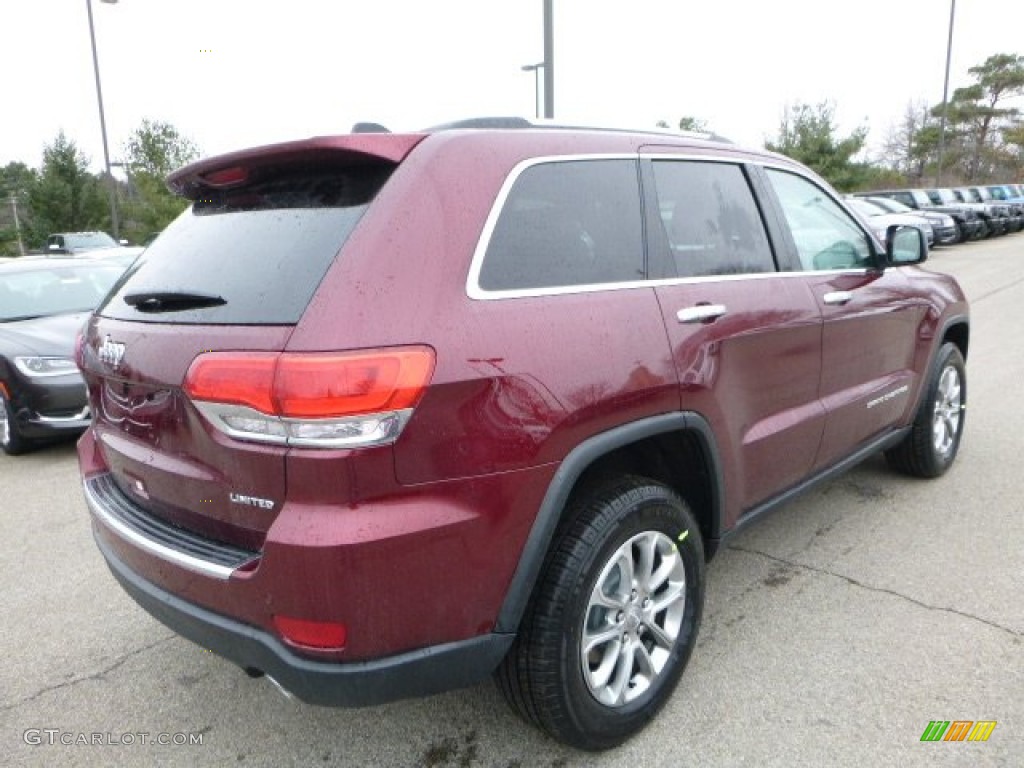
[0,393,32,456]
[885,342,966,478]
[495,477,704,750]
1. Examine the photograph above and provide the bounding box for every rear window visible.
[100,165,393,324]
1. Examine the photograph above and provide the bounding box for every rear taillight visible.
[184,346,435,448]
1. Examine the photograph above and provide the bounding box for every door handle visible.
[823,291,853,306]
[677,304,727,324]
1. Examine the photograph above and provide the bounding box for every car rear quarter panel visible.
[287,132,683,485]
[280,133,684,649]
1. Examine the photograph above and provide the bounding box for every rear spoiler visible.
[167,134,426,199]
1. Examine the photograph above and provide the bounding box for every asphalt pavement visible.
[1,235,1021,767]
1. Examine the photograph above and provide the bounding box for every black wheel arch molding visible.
[494,411,725,634]
[915,312,969,415]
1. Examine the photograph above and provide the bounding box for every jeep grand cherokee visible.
[77,119,968,750]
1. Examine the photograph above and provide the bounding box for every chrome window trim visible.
[466,153,639,301]
[472,268,875,301]
[465,153,879,302]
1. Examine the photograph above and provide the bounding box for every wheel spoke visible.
[606,641,635,705]
[587,638,622,690]
[614,549,635,595]
[583,623,623,656]
[650,580,686,615]
[647,553,677,592]
[945,381,961,408]
[644,619,675,651]
[633,640,656,679]
[636,534,658,591]
[591,589,627,611]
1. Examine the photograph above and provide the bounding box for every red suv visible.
[77,120,968,750]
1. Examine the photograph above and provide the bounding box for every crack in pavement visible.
[1,633,178,712]
[971,273,1024,304]
[728,544,1022,639]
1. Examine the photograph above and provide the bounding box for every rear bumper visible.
[95,531,514,706]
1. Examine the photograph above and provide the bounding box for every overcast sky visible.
[2,0,1023,175]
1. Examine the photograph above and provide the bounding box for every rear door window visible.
[649,160,776,277]
[477,159,644,291]
[100,165,393,324]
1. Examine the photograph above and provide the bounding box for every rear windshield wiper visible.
[123,291,227,313]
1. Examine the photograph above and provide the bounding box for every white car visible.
[845,197,933,247]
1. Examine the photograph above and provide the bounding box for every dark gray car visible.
[0,258,125,454]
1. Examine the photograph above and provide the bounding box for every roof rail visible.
[424,117,534,131]
[421,116,732,143]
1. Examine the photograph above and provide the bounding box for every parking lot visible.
[2,235,1022,768]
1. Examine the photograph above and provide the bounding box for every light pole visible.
[542,0,554,118]
[86,0,120,239]
[521,63,544,118]
[935,0,956,186]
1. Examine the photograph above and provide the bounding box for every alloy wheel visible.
[580,531,687,707]
[932,364,962,458]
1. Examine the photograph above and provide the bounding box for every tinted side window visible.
[479,160,644,291]
[650,160,774,277]
[766,170,873,271]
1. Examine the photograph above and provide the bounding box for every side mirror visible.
[886,225,927,266]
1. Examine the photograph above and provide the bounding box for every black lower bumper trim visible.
[95,532,514,707]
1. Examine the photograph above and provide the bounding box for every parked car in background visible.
[986,184,1024,204]
[968,186,1023,231]
[845,196,933,246]
[951,188,1013,235]
[923,187,999,238]
[76,118,969,749]
[858,196,959,246]
[46,231,146,262]
[857,189,982,243]
[0,258,126,454]
[46,231,122,254]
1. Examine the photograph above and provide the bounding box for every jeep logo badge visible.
[97,335,126,370]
